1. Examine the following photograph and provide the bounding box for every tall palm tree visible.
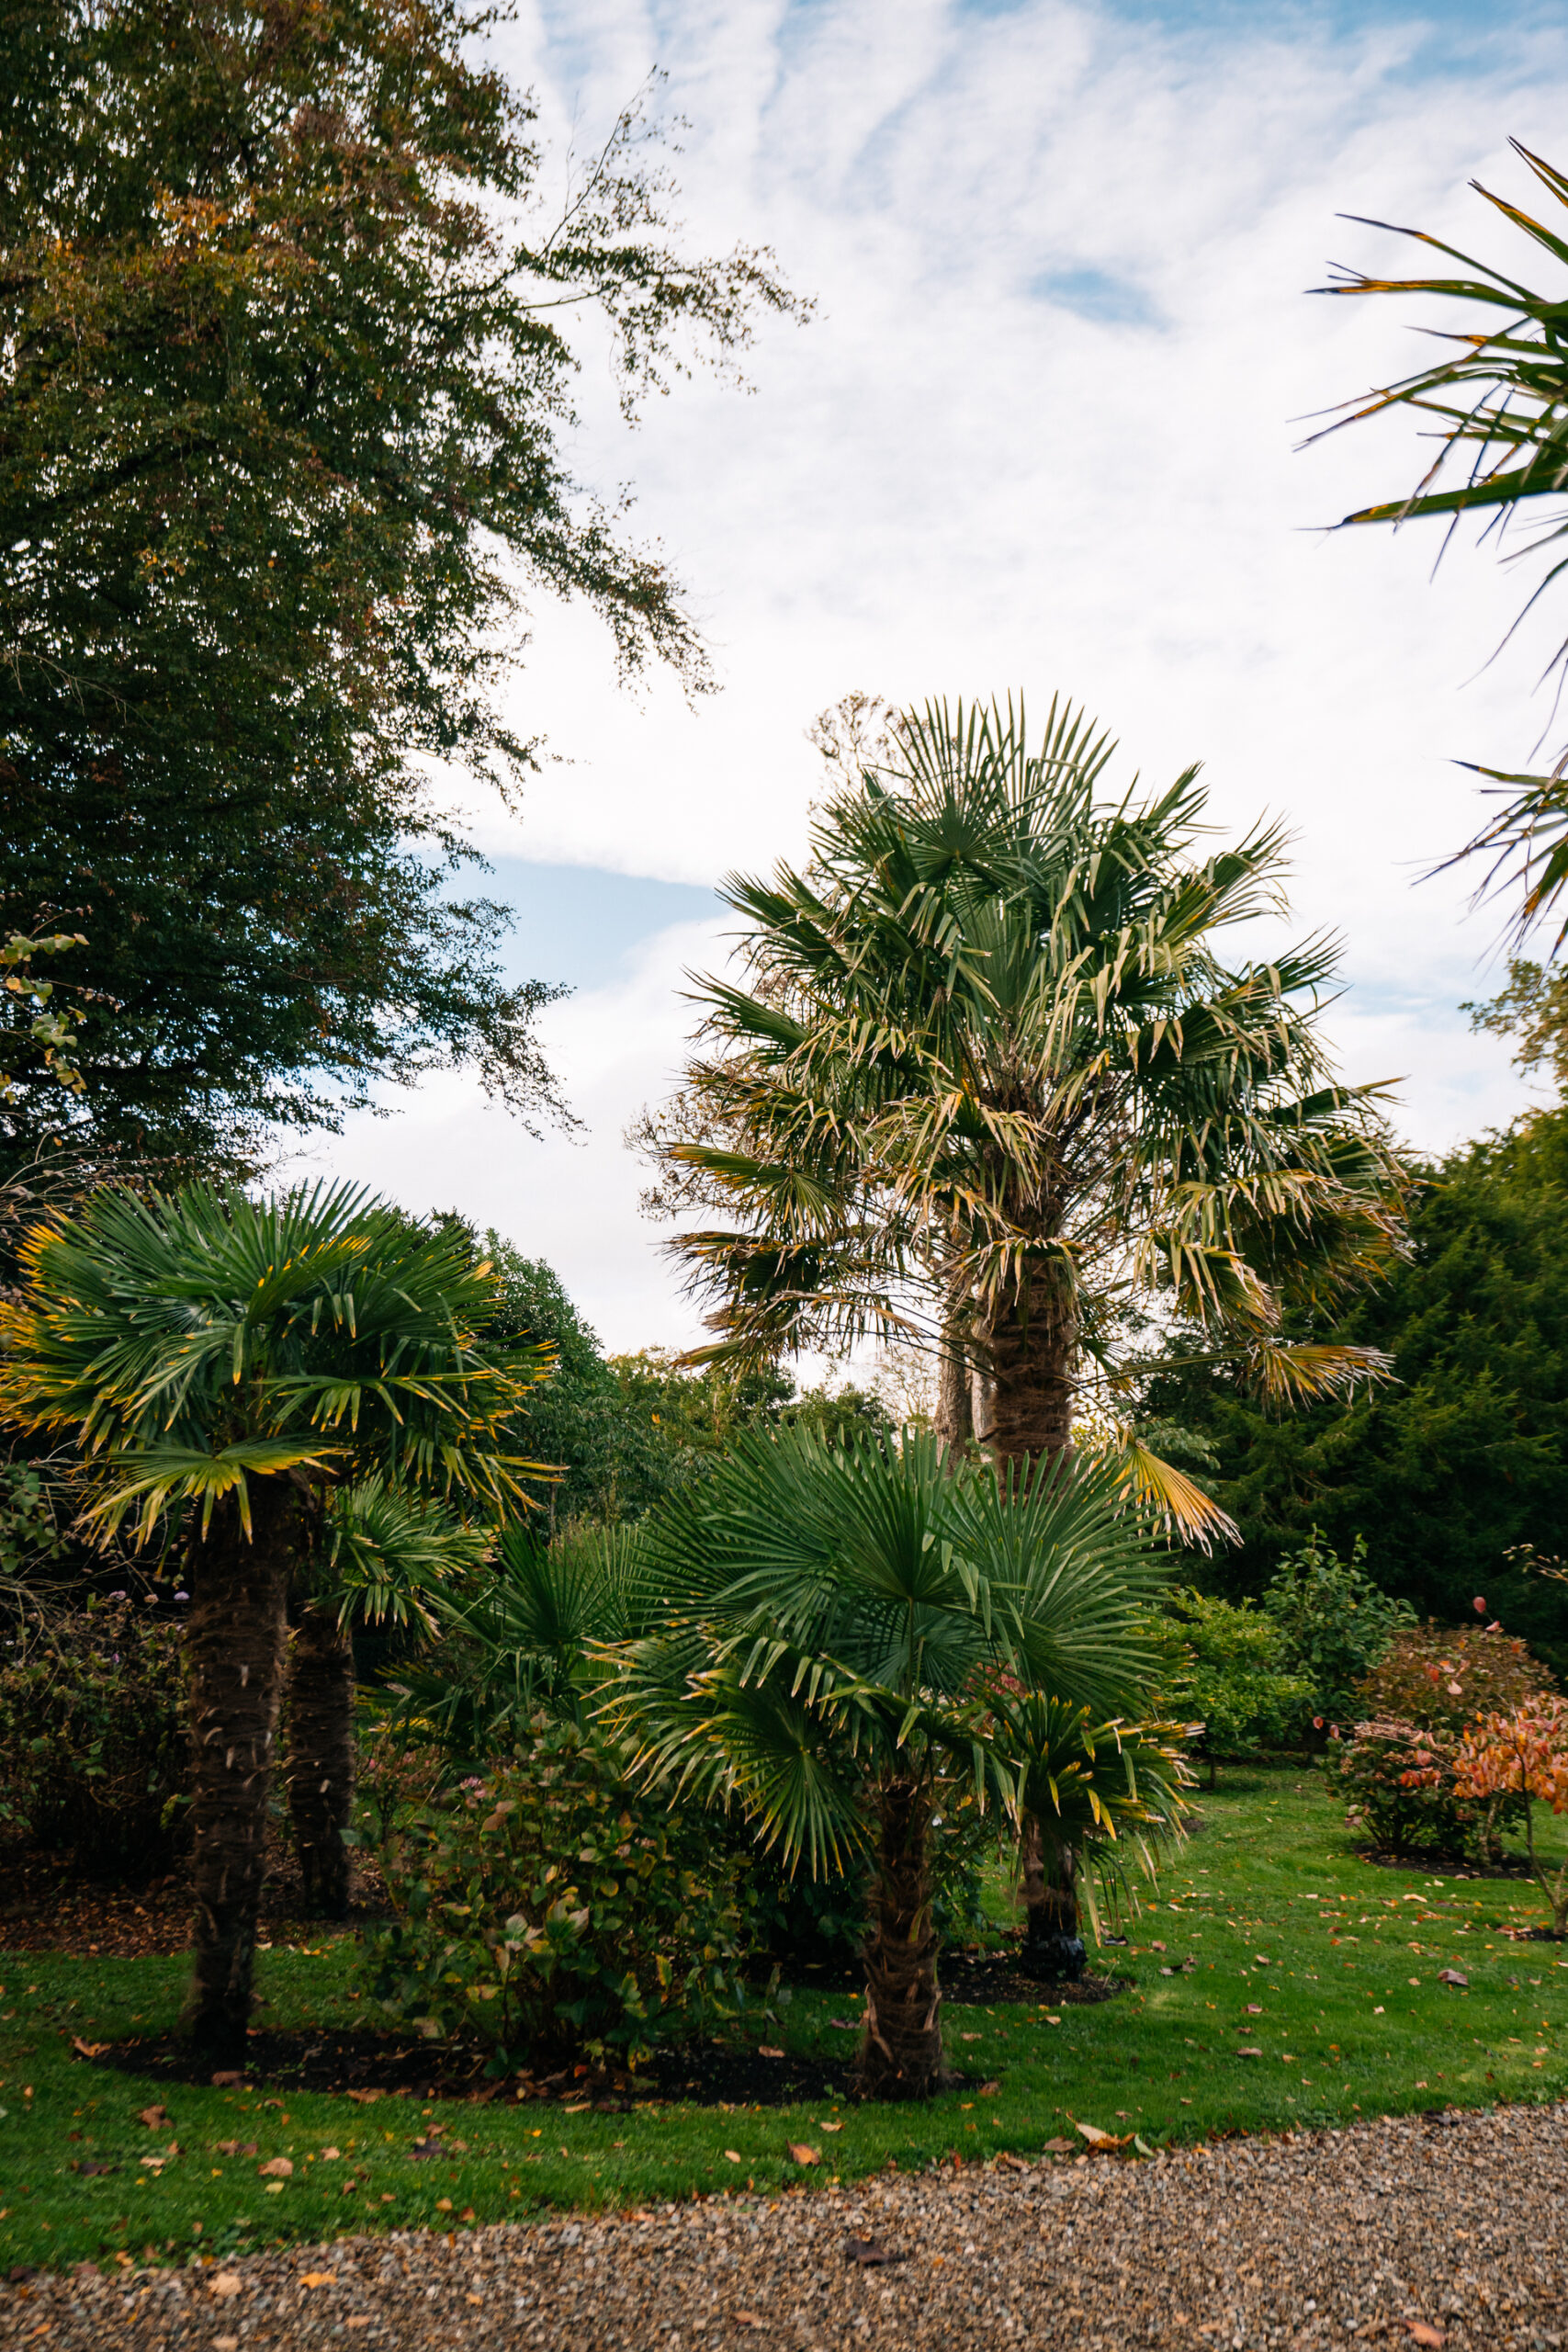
[0,1181,543,2061]
[1313,143,1568,944]
[643,697,1407,1533]
[603,1425,1172,2098]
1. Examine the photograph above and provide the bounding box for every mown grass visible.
[3,1765,1566,2274]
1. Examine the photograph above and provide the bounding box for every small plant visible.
[1261,1532,1414,1725]
[1162,1590,1314,1785]
[0,1595,188,1874]
[1450,1700,1568,1933]
[358,1713,751,2069]
[1337,1623,1554,1859]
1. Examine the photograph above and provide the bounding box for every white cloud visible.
[318,0,1568,1340]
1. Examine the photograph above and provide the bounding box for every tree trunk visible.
[287,1602,355,1918]
[932,1305,973,1462]
[978,1263,1075,1468]
[185,1477,298,2064]
[858,1776,948,2098]
[1021,1815,1086,1981]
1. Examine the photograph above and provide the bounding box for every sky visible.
[312,0,1568,1354]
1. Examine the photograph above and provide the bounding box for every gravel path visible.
[5,2101,1566,2348]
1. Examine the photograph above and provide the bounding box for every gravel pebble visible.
[5,2101,1566,2347]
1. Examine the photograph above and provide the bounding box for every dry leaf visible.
[320,2146,341,2161]
[1404,2325,1446,2347]
[1235,2047,1263,2059]
[209,2273,243,2300]
[138,2105,167,2130]
[1043,2014,1062,2026]
[759,2046,785,2059]
[561,2101,592,2114]
[818,2120,843,2132]
[786,2142,820,2166]
[725,2148,742,2163]
[1438,1969,1468,1988]
[300,2273,336,2290]
[1074,2121,1131,2150]
[844,2237,905,2267]
[960,2031,981,2041]
[214,2142,257,2158]
[1245,2004,1263,2015]
[72,2160,117,2177]
[435,2197,453,2212]
[265,2181,287,2194]
[257,2156,293,2178]
[210,2070,246,2087]
[977,2080,1000,2096]
[346,2320,373,2331]
[828,2018,858,2030]
[1039,2136,1077,2154]
[72,2036,107,2058]
[345,2088,383,2105]
[734,2314,765,2330]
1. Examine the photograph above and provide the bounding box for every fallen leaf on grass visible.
[138,2105,168,2130]
[345,2089,383,2105]
[70,2160,117,2177]
[725,2149,742,2163]
[562,2101,592,2115]
[977,2080,1000,2096]
[409,2141,442,2161]
[844,2237,906,2267]
[210,2070,246,2087]
[960,2032,981,2042]
[818,2120,843,2132]
[1074,2121,1131,2151]
[828,2018,858,2031]
[758,2046,785,2059]
[1404,2326,1446,2346]
[257,2157,292,2178]
[1039,2137,1077,2154]
[1245,2004,1263,2015]
[71,2036,107,2058]
[1235,2047,1263,2059]
[786,2143,820,2166]
[214,2142,257,2158]
[1438,1970,1468,1988]
[209,2273,243,2300]
[320,2146,341,2161]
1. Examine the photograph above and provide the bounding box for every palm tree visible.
[984,1690,1191,1980]
[1313,143,1568,944]
[642,697,1407,1532]
[603,1424,1171,2098]
[0,1181,543,2061]
[286,1477,489,1917]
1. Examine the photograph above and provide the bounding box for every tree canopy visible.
[1,1,805,1172]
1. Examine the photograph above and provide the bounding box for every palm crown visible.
[646,697,1407,1520]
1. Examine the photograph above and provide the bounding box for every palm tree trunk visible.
[185,1477,298,2064]
[932,1303,973,1460]
[286,1603,355,1918]
[980,1264,1075,1466]
[857,1775,948,2098]
[1021,1815,1086,1981]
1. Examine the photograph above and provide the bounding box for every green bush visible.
[1162,1589,1314,1778]
[1337,1622,1554,1858]
[1261,1531,1414,1725]
[357,1714,754,2068]
[734,1791,997,1969]
[0,1596,187,1875]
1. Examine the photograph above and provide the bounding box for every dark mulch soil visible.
[0,1841,389,1958]
[937,1951,1129,2006]
[85,2025,956,2109]
[1355,1845,1537,1880]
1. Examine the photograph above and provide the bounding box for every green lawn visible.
[3,1766,1567,2274]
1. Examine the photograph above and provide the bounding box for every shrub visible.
[1450,1700,1568,1931]
[0,1596,187,1875]
[1261,1532,1415,1724]
[1337,1623,1555,1858]
[1162,1589,1314,1781]
[357,1713,752,2068]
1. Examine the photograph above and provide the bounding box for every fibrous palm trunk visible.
[1021,1814,1086,1981]
[857,1776,948,2098]
[932,1302,974,1460]
[979,1262,1075,1466]
[287,1603,355,1918]
[185,1477,298,2063]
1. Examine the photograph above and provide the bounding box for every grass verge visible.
[2,1766,1566,2273]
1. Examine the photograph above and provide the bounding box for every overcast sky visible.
[312,0,1568,1354]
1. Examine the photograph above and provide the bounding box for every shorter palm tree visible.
[0,1181,545,2061]
[984,1691,1192,1980]
[603,1426,1171,2098]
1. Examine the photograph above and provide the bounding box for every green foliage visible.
[1162,1590,1314,1763]
[358,1715,751,2068]
[1314,144,1568,943]
[1145,1108,1568,1666]
[0,1596,186,1872]
[0,1180,547,1539]
[734,1794,998,1968]
[2,5,804,1171]
[1261,1531,1414,1724]
[1335,1623,1555,1858]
